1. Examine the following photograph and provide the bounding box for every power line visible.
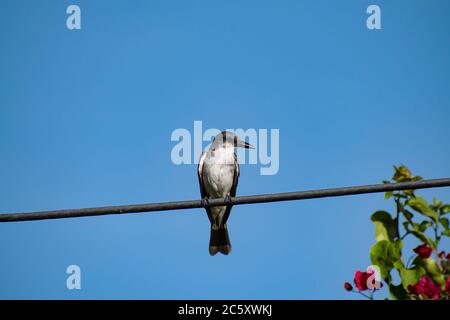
[0,178,449,223]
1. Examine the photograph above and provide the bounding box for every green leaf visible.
[431,197,442,211]
[392,165,413,182]
[400,267,425,290]
[442,229,450,237]
[385,191,393,200]
[389,283,409,300]
[418,221,432,232]
[432,197,442,207]
[408,230,434,247]
[440,217,449,230]
[390,240,403,259]
[440,204,450,215]
[374,222,389,242]
[442,260,450,273]
[370,241,391,279]
[406,196,438,223]
[370,240,402,280]
[371,211,398,242]
[402,223,434,247]
[394,260,404,270]
[402,210,414,221]
[402,221,410,231]
[417,258,446,286]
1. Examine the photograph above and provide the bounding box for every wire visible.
[0,178,449,222]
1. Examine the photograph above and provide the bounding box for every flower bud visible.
[344,282,353,291]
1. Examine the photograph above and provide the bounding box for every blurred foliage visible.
[372,165,449,299]
[349,165,449,300]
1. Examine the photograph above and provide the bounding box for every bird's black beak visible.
[244,142,255,149]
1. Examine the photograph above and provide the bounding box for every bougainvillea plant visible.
[345,165,450,300]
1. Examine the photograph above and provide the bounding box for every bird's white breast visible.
[203,147,235,198]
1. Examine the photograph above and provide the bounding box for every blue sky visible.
[0,0,449,299]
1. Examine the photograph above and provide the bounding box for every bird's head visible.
[213,131,255,149]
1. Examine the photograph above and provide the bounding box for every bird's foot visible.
[224,194,232,205]
[201,198,210,207]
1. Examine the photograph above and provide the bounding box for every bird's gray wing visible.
[198,151,213,224]
[222,152,240,225]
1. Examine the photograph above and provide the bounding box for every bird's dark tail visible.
[209,224,232,256]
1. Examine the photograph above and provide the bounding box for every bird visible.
[197,131,254,255]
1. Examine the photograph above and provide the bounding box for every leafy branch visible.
[345,165,450,300]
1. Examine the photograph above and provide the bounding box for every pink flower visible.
[354,269,375,291]
[413,244,433,259]
[407,275,441,300]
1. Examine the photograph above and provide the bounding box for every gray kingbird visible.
[197,131,254,255]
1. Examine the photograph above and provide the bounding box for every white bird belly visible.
[203,148,235,198]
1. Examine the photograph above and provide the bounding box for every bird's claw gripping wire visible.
[201,198,210,207]
[201,196,232,207]
[224,194,232,205]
